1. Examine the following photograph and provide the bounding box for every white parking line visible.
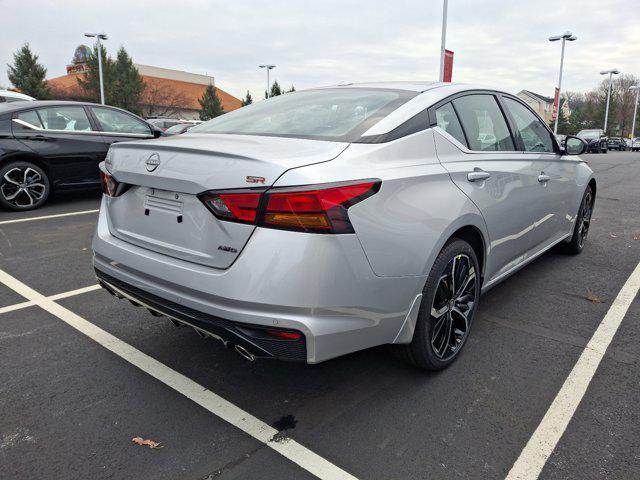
[0,209,99,225]
[0,284,101,315]
[0,267,358,480]
[506,261,640,480]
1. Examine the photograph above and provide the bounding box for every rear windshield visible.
[190,88,416,142]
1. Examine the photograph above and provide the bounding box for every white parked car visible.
[0,89,35,103]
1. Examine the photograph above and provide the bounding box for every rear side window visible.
[453,95,514,151]
[37,106,93,131]
[502,97,555,153]
[15,110,43,128]
[434,103,467,147]
[91,107,152,135]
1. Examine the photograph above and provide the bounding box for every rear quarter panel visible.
[275,129,489,278]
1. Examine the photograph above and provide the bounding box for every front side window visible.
[434,102,467,147]
[37,106,93,131]
[190,88,416,142]
[503,98,554,152]
[452,95,514,151]
[91,107,152,135]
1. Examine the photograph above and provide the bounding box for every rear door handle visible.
[27,134,49,142]
[467,170,491,182]
[538,173,550,183]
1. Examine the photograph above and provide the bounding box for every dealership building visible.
[47,45,242,119]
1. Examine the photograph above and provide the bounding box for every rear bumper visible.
[95,269,307,361]
[92,197,424,363]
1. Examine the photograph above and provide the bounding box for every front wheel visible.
[0,161,50,211]
[399,239,480,370]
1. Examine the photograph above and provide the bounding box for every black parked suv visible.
[607,137,626,151]
[576,129,608,153]
[0,101,161,210]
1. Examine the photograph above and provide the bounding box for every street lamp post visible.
[600,69,620,134]
[84,32,108,105]
[548,31,577,135]
[630,86,640,144]
[439,0,448,82]
[259,65,276,98]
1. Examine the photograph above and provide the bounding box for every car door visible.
[12,105,107,187]
[88,106,155,150]
[432,93,551,285]
[501,95,576,242]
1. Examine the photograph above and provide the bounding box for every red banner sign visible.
[552,87,560,120]
[443,50,454,82]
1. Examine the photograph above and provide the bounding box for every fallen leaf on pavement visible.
[610,233,618,238]
[132,436,164,449]
[585,289,605,304]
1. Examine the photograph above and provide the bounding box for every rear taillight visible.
[101,171,122,197]
[198,180,380,234]
[200,191,262,224]
[261,181,379,233]
[100,171,130,197]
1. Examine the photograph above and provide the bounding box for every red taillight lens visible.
[100,171,120,197]
[266,330,303,340]
[260,181,380,233]
[198,180,380,234]
[200,191,262,224]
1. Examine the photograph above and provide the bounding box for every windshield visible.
[577,130,601,140]
[189,88,416,142]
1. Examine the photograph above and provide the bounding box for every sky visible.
[1,0,639,101]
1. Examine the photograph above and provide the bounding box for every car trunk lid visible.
[104,134,348,269]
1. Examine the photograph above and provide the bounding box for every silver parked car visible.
[93,82,594,370]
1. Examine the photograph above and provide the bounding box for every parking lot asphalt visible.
[1,151,638,480]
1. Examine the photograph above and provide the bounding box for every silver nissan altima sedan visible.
[92,82,595,369]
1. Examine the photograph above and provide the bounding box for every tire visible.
[398,239,480,370]
[564,186,594,255]
[0,161,50,211]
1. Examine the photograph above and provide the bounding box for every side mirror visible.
[152,127,164,138]
[563,136,587,156]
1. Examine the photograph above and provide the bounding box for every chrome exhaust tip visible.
[234,344,256,362]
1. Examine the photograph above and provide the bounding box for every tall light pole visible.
[439,0,448,82]
[84,32,108,105]
[259,65,276,98]
[549,31,577,134]
[630,86,640,143]
[600,68,620,134]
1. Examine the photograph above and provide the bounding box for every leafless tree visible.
[140,80,191,118]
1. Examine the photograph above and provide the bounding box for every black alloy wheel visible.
[398,239,480,370]
[0,162,50,211]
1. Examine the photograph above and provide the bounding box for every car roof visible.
[0,100,105,114]
[318,81,443,92]
[0,89,35,100]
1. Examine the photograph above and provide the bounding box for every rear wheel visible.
[399,239,480,370]
[0,161,50,211]
[564,186,594,255]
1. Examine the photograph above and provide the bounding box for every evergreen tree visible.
[198,84,224,120]
[265,80,283,98]
[241,90,253,106]
[77,44,116,103]
[6,43,51,99]
[287,85,296,93]
[111,47,144,115]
